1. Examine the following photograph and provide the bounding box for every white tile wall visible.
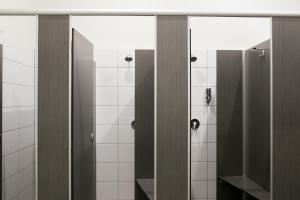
[1,16,36,200]
[191,49,216,200]
[96,49,135,200]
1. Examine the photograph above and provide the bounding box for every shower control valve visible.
[191,119,200,130]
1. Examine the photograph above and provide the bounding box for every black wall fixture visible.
[191,119,200,130]
[206,88,212,105]
[191,56,197,62]
[125,55,133,62]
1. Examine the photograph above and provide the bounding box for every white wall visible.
[191,50,217,200]
[0,16,36,200]
[71,16,155,49]
[1,0,300,12]
[190,17,271,50]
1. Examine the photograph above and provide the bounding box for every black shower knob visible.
[191,119,200,130]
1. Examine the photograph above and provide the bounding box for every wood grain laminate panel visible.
[135,50,155,200]
[156,16,189,200]
[245,40,270,191]
[272,17,300,200]
[38,15,69,200]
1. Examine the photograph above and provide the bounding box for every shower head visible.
[252,47,265,57]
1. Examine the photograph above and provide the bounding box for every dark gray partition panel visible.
[72,29,96,200]
[38,15,70,200]
[135,50,154,200]
[272,17,300,200]
[245,40,270,191]
[217,50,243,200]
[217,50,243,177]
[156,16,189,200]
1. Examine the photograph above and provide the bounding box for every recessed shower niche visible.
[71,16,156,200]
[190,17,271,200]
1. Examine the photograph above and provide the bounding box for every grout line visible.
[206,50,209,200]
[3,82,34,87]
[4,57,35,68]
[2,144,35,158]
[2,163,34,181]
[3,124,35,133]
[2,105,34,108]
[116,49,120,200]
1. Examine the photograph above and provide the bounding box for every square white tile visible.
[118,125,134,143]
[191,181,207,199]
[191,68,207,86]
[3,59,34,86]
[119,163,134,181]
[208,106,216,125]
[208,68,216,86]
[192,106,208,125]
[97,182,118,200]
[19,126,34,149]
[208,162,217,180]
[3,107,19,131]
[191,143,207,162]
[192,87,207,106]
[208,143,216,162]
[19,107,34,128]
[118,106,134,125]
[191,50,207,68]
[96,68,117,86]
[96,144,118,162]
[119,144,134,162]
[97,163,118,181]
[208,50,217,67]
[3,84,34,107]
[118,68,135,86]
[191,162,207,180]
[96,125,118,144]
[2,129,19,156]
[96,87,118,106]
[207,125,216,143]
[191,125,207,143]
[96,106,118,125]
[208,180,216,198]
[118,181,134,199]
[94,49,117,68]
[118,87,135,106]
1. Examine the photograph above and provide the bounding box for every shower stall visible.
[1,13,300,200]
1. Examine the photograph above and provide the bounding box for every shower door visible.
[72,29,96,200]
